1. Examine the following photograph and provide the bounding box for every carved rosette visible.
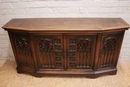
[54,38,62,67]
[68,38,76,67]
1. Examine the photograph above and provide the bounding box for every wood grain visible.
[2,18,130,31]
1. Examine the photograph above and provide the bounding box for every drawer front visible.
[66,34,97,69]
[33,34,64,69]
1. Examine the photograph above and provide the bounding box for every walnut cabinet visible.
[2,18,130,78]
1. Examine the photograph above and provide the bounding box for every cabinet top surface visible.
[2,18,130,31]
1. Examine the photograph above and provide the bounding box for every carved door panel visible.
[8,32,33,68]
[66,34,96,69]
[97,32,124,69]
[34,34,64,69]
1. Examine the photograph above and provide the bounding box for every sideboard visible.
[2,18,130,78]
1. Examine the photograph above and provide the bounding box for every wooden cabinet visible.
[2,18,130,78]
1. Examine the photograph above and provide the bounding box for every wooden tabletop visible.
[2,18,130,31]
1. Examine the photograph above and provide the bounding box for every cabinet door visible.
[66,34,96,69]
[97,32,124,69]
[34,34,64,69]
[8,32,34,69]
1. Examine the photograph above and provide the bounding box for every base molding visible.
[17,66,117,78]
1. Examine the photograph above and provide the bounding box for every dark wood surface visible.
[2,18,130,31]
[2,18,130,78]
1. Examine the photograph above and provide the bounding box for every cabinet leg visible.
[16,67,22,74]
[109,71,117,75]
[17,71,22,74]
[86,74,99,78]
